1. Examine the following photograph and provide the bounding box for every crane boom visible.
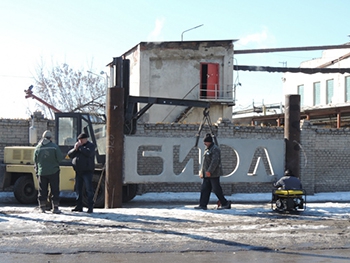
[24,86,62,113]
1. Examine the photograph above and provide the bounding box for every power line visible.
[0,75,33,78]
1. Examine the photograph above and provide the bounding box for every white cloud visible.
[147,18,165,41]
[236,27,275,49]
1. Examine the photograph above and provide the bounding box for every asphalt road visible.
[0,193,350,262]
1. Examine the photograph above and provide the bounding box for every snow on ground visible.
[0,191,350,255]
[131,191,350,203]
[1,191,350,230]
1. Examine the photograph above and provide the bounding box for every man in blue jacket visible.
[274,169,302,190]
[34,130,63,214]
[68,133,95,213]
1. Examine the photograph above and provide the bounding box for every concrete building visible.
[232,46,350,128]
[283,47,350,109]
[121,40,237,124]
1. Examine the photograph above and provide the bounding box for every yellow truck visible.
[2,112,137,207]
[3,146,76,203]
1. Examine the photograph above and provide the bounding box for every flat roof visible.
[122,39,238,57]
[107,39,238,66]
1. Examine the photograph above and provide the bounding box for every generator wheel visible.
[13,175,37,204]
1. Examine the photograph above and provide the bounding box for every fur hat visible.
[77,133,89,139]
[203,133,213,143]
[42,130,52,139]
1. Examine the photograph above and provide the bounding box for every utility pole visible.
[279,61,287,67]
[105,57,128,208]
[284,94,300,178]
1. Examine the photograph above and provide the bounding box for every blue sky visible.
[0,0,349,118]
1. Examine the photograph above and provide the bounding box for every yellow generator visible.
[271,189,306,212]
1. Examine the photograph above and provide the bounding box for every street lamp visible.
[87,70,109,91]
[87,70,110,115]
[181,24,203,41]
[100,71,109,88]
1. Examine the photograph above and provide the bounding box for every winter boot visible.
[52,203,61,214]
[71,206,83,212]
[38,201,46,213]
[52,206,61,214]
[45,201,52,211]
[217,201,231,210]
[46,194,53,211]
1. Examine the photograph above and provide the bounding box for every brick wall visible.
[300,120,350,194]
[0,112,54,160]
[1,114,350,195]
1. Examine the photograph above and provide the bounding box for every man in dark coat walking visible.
[195,133,231,210]
[68,133,95,213]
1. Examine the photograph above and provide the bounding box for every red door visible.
[201,63,219,99]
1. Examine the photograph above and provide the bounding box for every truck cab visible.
[55,112,106,167]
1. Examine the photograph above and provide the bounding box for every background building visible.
[121,40,236,123]
[283,46,350,109]
[233,45,350,128]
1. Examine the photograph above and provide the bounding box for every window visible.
[326,79,334,104]
[297,84,304,107]
[313,82,321,106]
[57,117,78,146]
[345,76,350,102]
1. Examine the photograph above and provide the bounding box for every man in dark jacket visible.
[195,133,231,210]
[34,130,63,214]
[274,169,302,190]
[68,133,95,213]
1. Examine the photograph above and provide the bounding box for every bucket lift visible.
[24,85,62,113]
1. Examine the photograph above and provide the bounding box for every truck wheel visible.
[82,174,105,208]
[122,184,138,203]
[13,176,37,204]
